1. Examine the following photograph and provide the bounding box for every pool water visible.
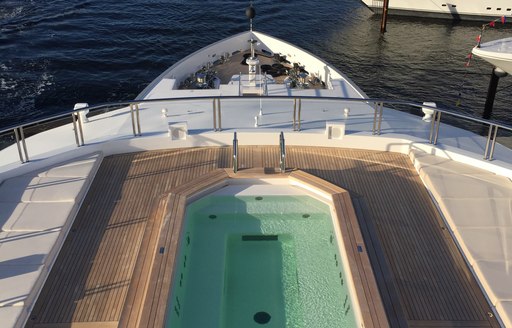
[166,194,358,327]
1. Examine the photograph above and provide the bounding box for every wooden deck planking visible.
[26,147,499,327]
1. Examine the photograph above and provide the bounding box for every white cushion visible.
[441,198,512,228]
[0,265,43,307]
[496,301,512,328]
[424,173,512,199]
[0,230,60,265]
[0,202,75,231]
[456,227,512,265]
[38,154,100,178]
[0,177,86,203]
[474,260,512,305]
[0,306,23,327]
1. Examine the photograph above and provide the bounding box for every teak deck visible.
[25,146,500,328]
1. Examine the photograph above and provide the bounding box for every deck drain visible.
[208,214,217,219]
[302,213,310,218]
[254,311,271,324]
[255,196,263,201]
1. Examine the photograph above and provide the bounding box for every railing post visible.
[279,131,286,173]
[298,98,302,131]
[13,127,28,163]
[293,98,297,131]
[372,102,383,135]
[239,72,242,96]
[217,98,222,131]
[429,111,442,145]
[213,98,217,131]
[71,112,84,146]
[233,132,238,173]
[484,124,499,160]
[129,104,141,136]
[135,103,141,136]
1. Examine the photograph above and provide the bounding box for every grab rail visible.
[233,131,238,173]
[1,95,511,164]
[279,131,286,173]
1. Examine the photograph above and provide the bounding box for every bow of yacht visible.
[473,36,512,75]
[1,10,512,328]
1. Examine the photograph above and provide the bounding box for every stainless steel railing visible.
[1,95,512,164]
[233,131,238,173]
[279,131,286,173]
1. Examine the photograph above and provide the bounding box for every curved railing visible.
[1,95,511,164]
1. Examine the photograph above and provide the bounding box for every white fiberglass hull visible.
[360,0,512,20]
[473,37,512,75]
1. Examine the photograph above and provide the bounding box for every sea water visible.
[166,195,358,328]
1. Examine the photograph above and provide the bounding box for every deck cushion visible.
[0,306,23,327]
[0,177,86,203]
[0,202,75,232]
[38,154,100,178]
[0,230,61,265]
[440,198,512,228]
[474,260,512,305]
[423,173,512,199]
[0,264,43,307]
[496,301,512,328]
[456,227,512,265]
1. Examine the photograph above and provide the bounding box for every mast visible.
[245,2,259,86]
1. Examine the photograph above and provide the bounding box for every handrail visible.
[1,95,511,163]
[3,95,511,134]
[279,131,286,173]
[233,131,238,173]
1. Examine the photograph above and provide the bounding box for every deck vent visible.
[168,122,188,140]
[326,122,345,140]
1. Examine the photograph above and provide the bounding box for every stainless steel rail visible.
[279,131,286,173]
[233,131,238,173]
[1,95,511,164]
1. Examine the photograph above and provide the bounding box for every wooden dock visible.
[25,146,499,328]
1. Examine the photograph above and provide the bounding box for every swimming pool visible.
[165,184,360,327]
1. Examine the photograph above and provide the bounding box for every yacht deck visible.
[23,146,499,328]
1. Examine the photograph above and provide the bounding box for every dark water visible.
[1,0,511,130]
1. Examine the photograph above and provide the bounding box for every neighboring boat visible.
[1,5,512,328]
[360,0,512,20]
[473,36,512,74]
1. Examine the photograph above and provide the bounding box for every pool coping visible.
[119,168,389,328]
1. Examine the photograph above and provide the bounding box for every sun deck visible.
[23,147,499,327]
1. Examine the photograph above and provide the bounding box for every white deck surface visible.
[0,153,102,327]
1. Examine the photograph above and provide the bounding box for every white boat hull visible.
[360,0,512,20]
[473,37,512,75]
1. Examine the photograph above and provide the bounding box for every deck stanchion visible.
[293,98,297,131]
[489,125,498,160]
[372,102,383,135]
[72,113,82,147]
[434,111,441,144]
[129,104,137,136]
[377,102,383,135]
[135,104,141,136]
[13,127,26,163]
[279,131,286,173]
[484,124,499,160]
[372,102,378,134]
[298,98,302,131]
[213,98,217,131]
[217,98,222,131]
[233,132,238,173]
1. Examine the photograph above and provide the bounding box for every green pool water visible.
[166,194,358,327]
